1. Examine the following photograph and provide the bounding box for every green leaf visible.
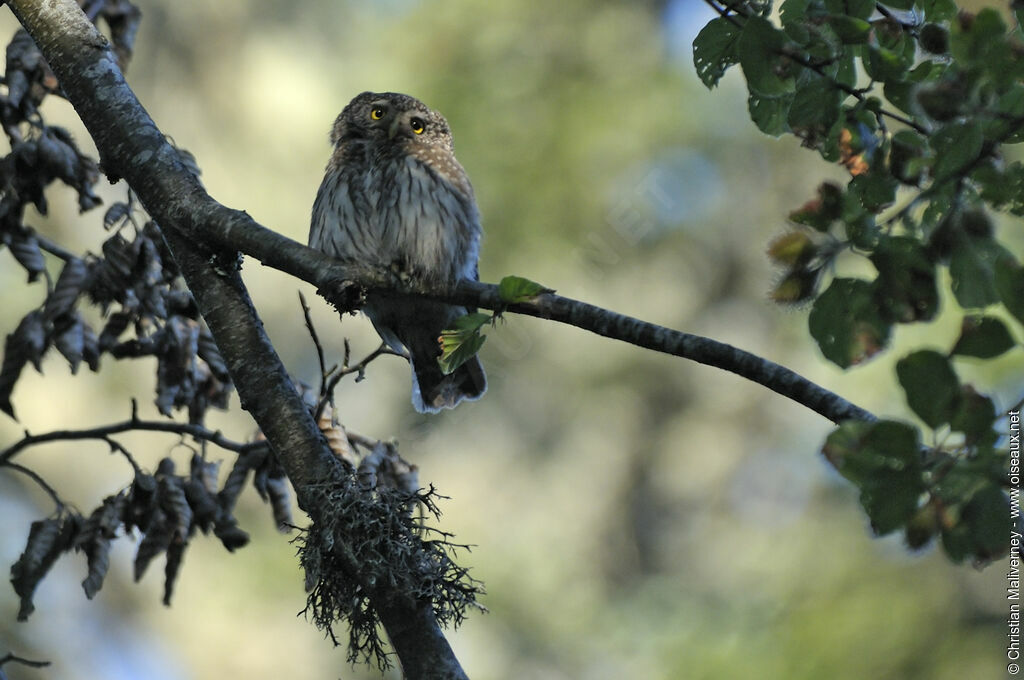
[938,469,1012,563]
[880,0,914,9]
[748,91,793,136]
[438,313,490,375]
[960,483,1012,560]
[951,316,1016,358]
[863,24,915,84]
[920,181,957,234]
[497,275,552,303]
[822,419,925,535]
[896,350,960,428]
[693,17,741,89]
[949,386,997,442]
[834,47,857,88]
[992,87,1024,143]
[920,0,957,22]
[951,8,1008,67]
[824,0,874,20]
[882,80,916,116]
[787,77,841,143]
[860,467,926,535]
[889,129,928,185]
[994,254,1024,325]
[940,520,974,562]
[932,456,992,502]
[949,235,1012,308]
[907,60,942,83]
[809,278,892,368]
[737,16,796,97]
[930,120,983,184]
[848,164,898,212]
[870,236,939,323]
[779,0,811,30]
[828,15,871,44]
[973,161,1024,215]
[823,419,920,484]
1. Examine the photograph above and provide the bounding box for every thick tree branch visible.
[5,1,468,677]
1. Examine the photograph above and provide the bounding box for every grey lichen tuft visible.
[296,475,485,669]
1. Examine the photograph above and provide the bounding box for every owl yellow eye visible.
[410,117,425,134]
[370,107,385,120]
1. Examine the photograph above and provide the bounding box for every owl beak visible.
[388,117,402,140]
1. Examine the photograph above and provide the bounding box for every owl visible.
[309,92,486,413]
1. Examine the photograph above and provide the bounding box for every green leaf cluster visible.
[824,418,1010,562]
[696,1,1023,565]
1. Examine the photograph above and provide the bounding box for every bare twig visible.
[0,413,264,465]
[34,232,77,261]
[0,653,52,671]
[0,462,65,510]
[299,291,331,399]
[315,343,402,423]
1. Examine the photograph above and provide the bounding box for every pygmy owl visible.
[309,91,486,413]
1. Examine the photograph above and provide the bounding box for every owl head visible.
[329,91,453,152]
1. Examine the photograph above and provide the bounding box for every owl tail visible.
[407,331,486,414]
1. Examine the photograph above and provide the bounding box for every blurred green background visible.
[1,1,1021,678]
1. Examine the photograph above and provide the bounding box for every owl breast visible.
[311,146,480,287]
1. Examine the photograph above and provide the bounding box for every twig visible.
[34,232,77,261]
[299,291,330,399]
[315,343,402,423]
[0,653,51,670]
[0,413,264,465]
[101,436,143,475]
[0,461,65,510]
[346,429,386,452]
[874,3,919,29]
[883,113,1024,227]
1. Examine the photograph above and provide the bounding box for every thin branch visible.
[702,0,742,28]
[874,3,919,29]
[101,436,143,475]
[34,232,77,261]
[299,292,401,421]
[299,291,330,398]
[0,415,264,465]
[315,343,402,423]
[0,461,65,510]
[883,113,1024,227]
[0,653,52,671]
[346,429,385,452]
